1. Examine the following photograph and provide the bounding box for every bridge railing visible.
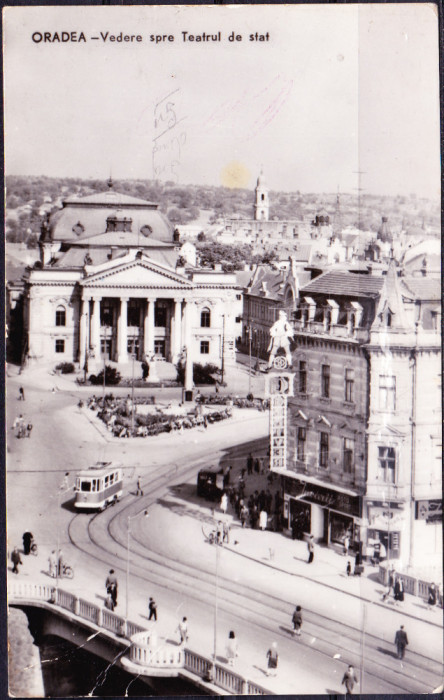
[8,582,272,695]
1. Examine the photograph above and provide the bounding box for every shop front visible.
[282,476,362,550]
[365,501,406,561]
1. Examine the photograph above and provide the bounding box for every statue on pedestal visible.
[267,310,294,369]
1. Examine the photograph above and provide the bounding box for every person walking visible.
[11,547,22,574]
[266,642,278,677]
[220,492,228,515]
[177,617,188,645]
[148,597,157,621]
[254,457,260,474]
[222,521,230,544]
[104,593,115,611]
[57,549,64,577]
[307,535,315,564]
[394,577,404,606]
[247,453,254,476]
[341,664,358,697]
[26,422,33,438]
[346,560,352,577]
[382,567,395,602]
[226,630,238,666]
[394,625,408,660]
[291,605,303,636]
[259,509,268,531]
[48,550,57,578]
[240,504,249,528]
[22,531,33,555]
[19,386,25,401]
[135,477,144,496]
[428,583,437,609]
[105,569,118,606]
[343,535,350,557]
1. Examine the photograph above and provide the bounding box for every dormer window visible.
[106,216,132,232]
[141,225,153,238]
[386,311,392,327]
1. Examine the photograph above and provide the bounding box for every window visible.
[55,339,65,353]
[319,432,329,468]
[80,481,91,492]
[154,304,167,327]
[343,438,354,473]
[299,361,307,393]
[379,375,396,411]
[345,369,354,402]
[235,316,242,324]
[55,306,66,326]
[200,341,210,354]
[378,446,396,483]
[200,308,211,327]
[321,365,330,398]
[236,294,242,301]
[297,427,306,461]
[127,304,140,327]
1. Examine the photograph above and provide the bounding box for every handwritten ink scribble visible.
[152,88,187,183]
[203,75,293,140]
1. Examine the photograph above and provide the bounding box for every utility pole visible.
[221,315,225,385]
[248,326,252,395]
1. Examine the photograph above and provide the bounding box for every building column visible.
[183,301,193,390]
[78,296,90,367]
[171,299,182,363]
[90,297,101,359]
[144,299,155,357]
[117,297,129,363]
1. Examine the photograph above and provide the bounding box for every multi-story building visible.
[274,263,441,570]
[17,181,239,372]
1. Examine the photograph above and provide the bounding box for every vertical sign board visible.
[265,372,294,473]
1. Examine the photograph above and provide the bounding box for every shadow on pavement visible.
[377,646,398,659]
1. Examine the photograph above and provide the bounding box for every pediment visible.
[367,423,405,438]
[82,260,193,289]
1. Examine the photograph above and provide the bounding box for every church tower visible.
[254,169,269,221]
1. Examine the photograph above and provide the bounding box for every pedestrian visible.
[346,560,352,577]
[11,547,22,574]
[382,567,395,602]
[394,576,404,606]
[216,521,223,545]
[220,492,228,514]
[226,630,238,666]
[266,642,278,676]
[259,509,268,531]
[22,530,33,555]
[177,617,188,645]
[247,453,254,475]
[148,597,157,621]
[341,664,358,697]
[258,457,264,474]
[343,535,350,557]
[291,605,302,636]
[307,535,315,564]
[222,521,230,544]
[57,549,64,577]
[26,423,33,438]
[104,593,115,611]
[240,504,249,528]
[105,569,118,606]
[394,625,408,660]
[48,550,57,578]
[136,477,144,496]
[19,386,25,401]
[223,465,232,487]
[428,582,437,609]
[254,458,260,474]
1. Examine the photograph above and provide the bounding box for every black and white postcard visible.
[4,4,442,697]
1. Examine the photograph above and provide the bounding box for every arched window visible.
[200,308,211,328]
[55,306,66,327]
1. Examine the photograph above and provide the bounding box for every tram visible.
[74,462,123,511]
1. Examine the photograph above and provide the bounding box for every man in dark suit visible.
[394,625,408,659]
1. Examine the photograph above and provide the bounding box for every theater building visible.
[20,181,238,372]
[275,263,441,570]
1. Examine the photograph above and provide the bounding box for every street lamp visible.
[248,325,252,395]
[221,314,226,385]
[126,509,149,621]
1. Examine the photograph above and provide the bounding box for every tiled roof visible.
[248,268,286,299]
[301,271,385,297]
[401,277,441,300]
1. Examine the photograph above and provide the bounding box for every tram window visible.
[110,473,114,485]
[81,481,91,492]
[92,480,97,492]
[105,476,109,487]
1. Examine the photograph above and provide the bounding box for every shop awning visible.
[282,470,360,497]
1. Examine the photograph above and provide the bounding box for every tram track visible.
[66,456,443,695]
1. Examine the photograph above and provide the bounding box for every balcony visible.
[292,320,369,343]
[287,460,365,493]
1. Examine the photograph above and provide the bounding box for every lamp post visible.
[126,509,149,621]
[102,325,107,403]
[221,314,225,385]
[248,325,252,395]
[130,345,136,434]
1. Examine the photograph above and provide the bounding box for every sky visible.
[3,4,440,198]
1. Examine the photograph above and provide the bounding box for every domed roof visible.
[47,186,173,245]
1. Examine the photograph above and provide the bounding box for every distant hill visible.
[5,175,440,249]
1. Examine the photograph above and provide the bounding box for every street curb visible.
[222,543,443,630]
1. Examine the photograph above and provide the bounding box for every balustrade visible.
[56,588,77,613]
[78,597,100,624]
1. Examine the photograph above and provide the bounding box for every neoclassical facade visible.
[22,182,238,373]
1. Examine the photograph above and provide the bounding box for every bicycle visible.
[61,563,74,579]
